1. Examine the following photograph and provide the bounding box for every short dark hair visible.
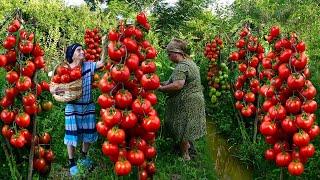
[66,43,82,63]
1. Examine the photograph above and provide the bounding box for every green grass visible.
[46,136,215,180]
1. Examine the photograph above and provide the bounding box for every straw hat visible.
[166,38,188,55]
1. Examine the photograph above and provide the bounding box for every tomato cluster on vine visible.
[0,18,54,176]
[259,26,318,176]
[230,27,265,118]
[96,12,159,179]
[84,28,102,61]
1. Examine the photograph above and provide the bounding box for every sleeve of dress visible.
[171,63,188,81]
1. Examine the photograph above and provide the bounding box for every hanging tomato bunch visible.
[84,28,102,61]
[204,36,223,62]
[97,12,159,179]
[229,27,265,118]
[0,18,54,176]
[205,36,230,105]
[259,26,318,176]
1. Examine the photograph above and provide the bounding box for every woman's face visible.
[168,51,180,63]
[72,46,84,64]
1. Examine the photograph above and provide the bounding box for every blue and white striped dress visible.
[64,62,97,147]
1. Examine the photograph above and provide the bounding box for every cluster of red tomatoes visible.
[96,12,159,179]
[0,19,54,175]
[84,28,102,61]
[204,36,223,62]
[230,27,265,117]
[51,65,82,84]
[259,26,318,176]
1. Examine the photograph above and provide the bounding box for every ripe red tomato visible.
[268,104,286,120]
[308,125,320,140]
[40,81,50,91]
[144,92,157,105]
[275,152,291,167]
[244,92,255,103]
[98,77,116,93]
[107,127,126,144]
[296,113,314,130]
[44,150,55,163]
[278,63,291,80]
[115,89,133,109]
[60,74,71,83]
[96,121,109,137]
[146,162,156,175]
[102,141,119,157]
[287,73,305,90]
[3,35,16,49]
[273,141,289,154]
[108,29,119,41]
[56,66,69,76]
[259,121,277,136]
[111,64,130,82]
[241,106,253,117]
[10,133,26,148]
[120,111,138,129]
[285,96,301,114]
[19,40,34,54]
[141,60,156,74]
[39,132,51,144]
[136,12,148,26]
[301,82,316,100]
[144,145,157,160]
[139,170,148,180]
[1,109,15,124]
[281,116,297,134]
[114,160,132,176]
[6,71,19,84]
[291,54,307,70]
[127,149,145,166]
[15,113,31,128]
[0,55,7,67]
[129,138,147,152]
[235,101,244,110]
[98,94,115,109]
[270,26,280,37]
[278,49,292,63]
[140,73,160,90]
[264,148,275,160]
[131,98,152,115]
[234,90,244,100]
[101,108,122,127]
[22,93,36,106]
[288,161,304,176]
[21,61,36,77]
[301,100,317,113]
[299,143,315,158]
[123,37,138,52]
[142,115,161,132]
[293,131,310,147]
[229,52,239,61]
[125,54,140,71]
[16,76,32,92]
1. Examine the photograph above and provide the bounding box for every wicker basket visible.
[49,62,82,102]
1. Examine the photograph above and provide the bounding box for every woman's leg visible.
[180,140,191,160]
[82,142,90,156]
[67,145,76,167]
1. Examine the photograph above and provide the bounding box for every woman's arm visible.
[95,35,107,69]
[158,79,185,93]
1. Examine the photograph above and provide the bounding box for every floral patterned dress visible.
[164,60,206,142]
